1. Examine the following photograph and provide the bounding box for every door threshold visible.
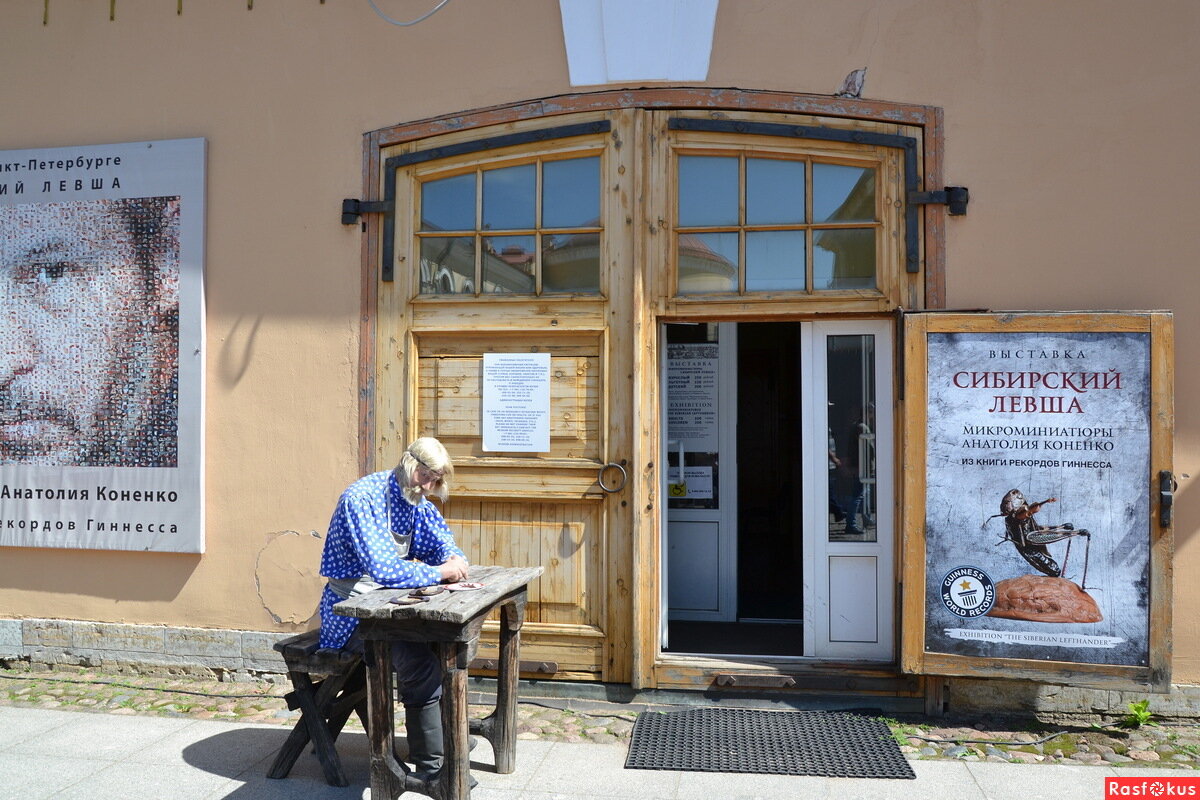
[652,654,918,696]
[657,652,899,670]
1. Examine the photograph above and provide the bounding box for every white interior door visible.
[805,320,894,660]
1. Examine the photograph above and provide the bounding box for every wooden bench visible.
[266,629,368,787]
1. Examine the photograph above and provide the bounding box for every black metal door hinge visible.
[908,186,969,216]
[340,198,394,225]
[1159,470,1177,528]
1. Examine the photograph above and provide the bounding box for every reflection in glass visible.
[419,236,475,294]
[827,334,876,543]
[677,232,738,294]
[543,232,600,293]
[746,158,805,225]
[483,164,535,231]
[678,156,738,227]
[814,228,875,290]
[746,230,806,291]
[482,235,536,293]
[421,173,476,232]
[544,157,601,229]
[813,164,875,223]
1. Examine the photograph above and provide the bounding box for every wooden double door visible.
[368,104,921,686]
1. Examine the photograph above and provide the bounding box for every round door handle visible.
[597,462,628,493]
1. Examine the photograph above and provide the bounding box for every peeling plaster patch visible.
[254,530,325,625]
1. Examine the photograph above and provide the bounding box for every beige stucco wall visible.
[1,0,1198,682]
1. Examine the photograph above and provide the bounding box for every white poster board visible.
[923,330,1151,667]
[482,353,551,452]
[666,343,718,451]
[0,138,206,553]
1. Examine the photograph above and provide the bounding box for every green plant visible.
[1120,699,1154,729]
[875,716,932,746]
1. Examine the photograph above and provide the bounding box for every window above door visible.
[417,152,604,296]
[675,153,882,295]
[662,112,911,308]
[374,93,941,317]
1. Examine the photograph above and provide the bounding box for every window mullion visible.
[805,159,814,295]
[535,160,543,296]
[738,154,747,295]
[474,169,483,296]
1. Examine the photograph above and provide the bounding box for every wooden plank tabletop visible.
[331,564,543,625]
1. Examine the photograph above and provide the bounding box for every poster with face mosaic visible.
[924,330,1151,667]
[0,139,204,553]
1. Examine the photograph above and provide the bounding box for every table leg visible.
[436,641,473,800]
[366,638,404,800]
[493,597,526,774]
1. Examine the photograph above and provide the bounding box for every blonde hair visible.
[396,437,454,503]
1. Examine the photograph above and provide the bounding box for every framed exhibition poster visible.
[0,138,205,553]
[901,312,1172,691]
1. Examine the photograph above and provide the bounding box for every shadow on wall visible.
[217,314,263,389]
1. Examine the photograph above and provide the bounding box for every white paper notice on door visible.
[667,343,718,451]
[667,466,714,499]
[482,353,551,452]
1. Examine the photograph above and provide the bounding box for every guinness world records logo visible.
[940,566,996,618]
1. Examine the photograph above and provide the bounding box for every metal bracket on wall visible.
[341,198,394,226]
[908,187,969,216]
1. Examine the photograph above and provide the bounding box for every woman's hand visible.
[439,555,469,583]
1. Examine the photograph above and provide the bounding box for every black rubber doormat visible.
[625,707,916,779]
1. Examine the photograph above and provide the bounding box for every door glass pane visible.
[419,236,475,294]
[543,156,600,228]
[482,164,535,231]
[746,230,806,291]
[677,232,738,294]
[827,334,876,543]
[543,232,599,293]
[746,158,805,225]
[813,164,875,223]
[666,323,720,511]
[482,235,535,293]
[814,228,875,290]
[421,173,476,231]
[678,156,738,227]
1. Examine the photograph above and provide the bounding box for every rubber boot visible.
[404,701,444,779]
[404,700,477,788]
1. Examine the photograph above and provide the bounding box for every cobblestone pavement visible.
[2,663,1198,768]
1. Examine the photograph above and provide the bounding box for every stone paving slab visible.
[1,663,1197,769]
[0,704,1175,800]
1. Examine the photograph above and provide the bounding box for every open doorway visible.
[662,319,893,661]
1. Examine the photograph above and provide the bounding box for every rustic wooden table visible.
[333,564,543,800]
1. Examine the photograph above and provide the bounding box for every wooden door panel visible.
[443,498,604,630]
[418,353,600,460]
